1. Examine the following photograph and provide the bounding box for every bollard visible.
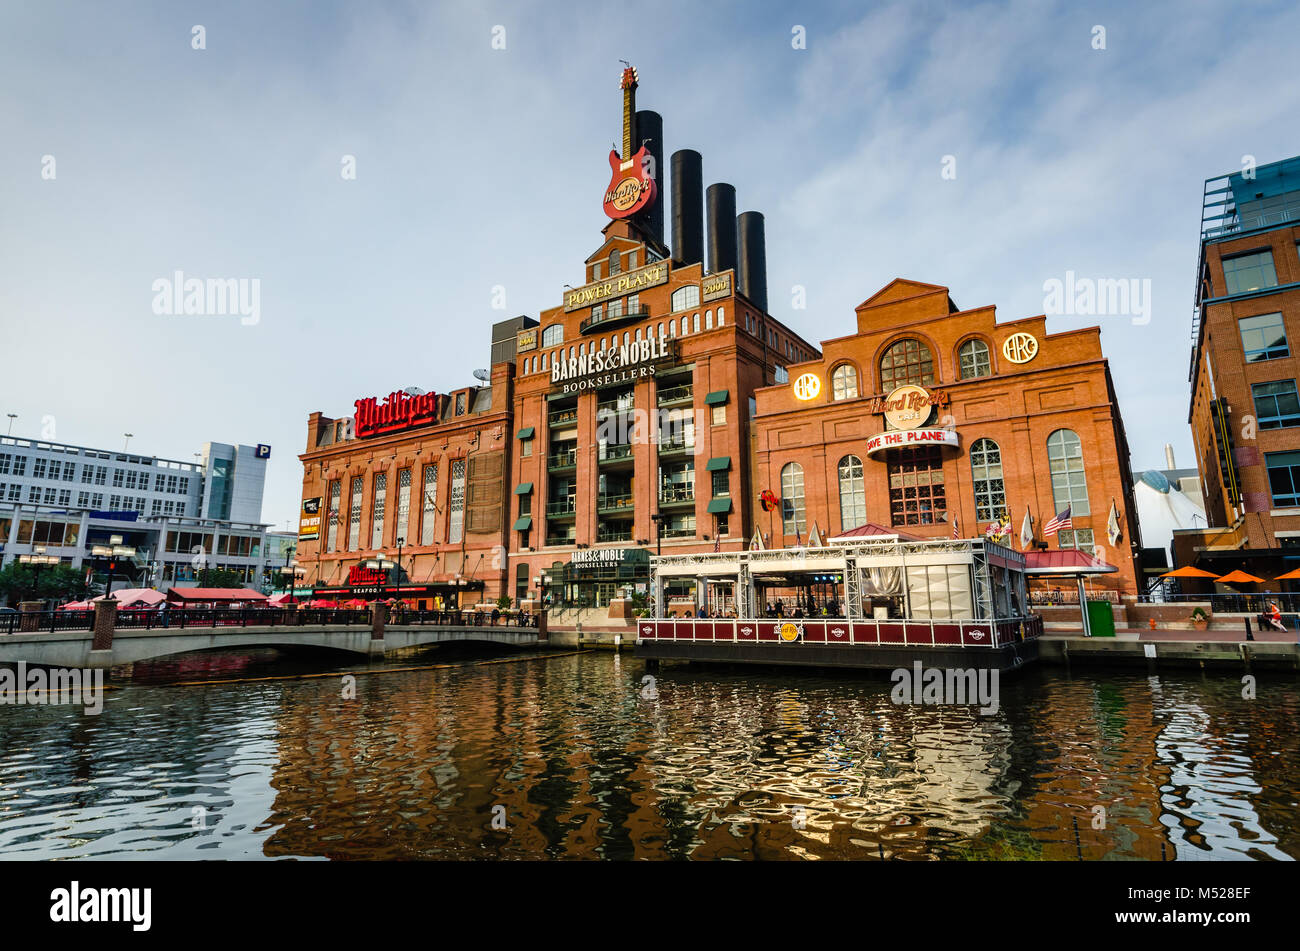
[18,601,43,633]
[88,598,117,669]
[369,601,387,656]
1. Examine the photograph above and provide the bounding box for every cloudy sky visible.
[2,0,1298,531]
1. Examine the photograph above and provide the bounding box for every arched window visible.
[831,364,859,400]
[705,309,714,329]
[959,339,991,379]
[1047,429,1089,515]
[838,455,866,531]
[780,462,806,536]
[693,313,701,333]
[880,338,935,390]
[970,438,1006,523]
[608,249,621,275]
[717,306,725,325]
[671,285,700,312]
[541,324,563,348]
[622,331,630,347]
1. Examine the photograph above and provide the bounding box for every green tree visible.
[195,567,250,589]
[0,562,93,607]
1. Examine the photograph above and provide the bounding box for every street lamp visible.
[394,535,405,597]
[651,513,667,557]
[284,544,297,600]
[90,534,136,600]
[5,413,15,436]
[123,433,133,451]
[18,547,59,609]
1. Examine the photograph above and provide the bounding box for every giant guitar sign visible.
[602,66,657,220]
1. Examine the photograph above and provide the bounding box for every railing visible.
[635,615,1043,648]
[657,384,693,404]
[547,450,577,469]
[657,439,694,455]
[546,498,577,516]
[579,304,649,333]
[0,610,95,635]
[548,408,578,427]
[597,528,633,543]
[596,398,635,415]
[597,494,634,512]
[1147,591,1300,615]
[659,484,695,505]
[598,444,633,462]
[1030,590,1121,606]
[395,609,539,628]
[545,535,576,547]
[662,526,696,539]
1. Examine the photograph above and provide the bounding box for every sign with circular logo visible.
[792,373,822,401]
[1002,332,1039,364]
[879,385,938,430]
[779,622,801,642]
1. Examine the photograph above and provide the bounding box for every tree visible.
[195,567,249,589]
[0,562,93,607]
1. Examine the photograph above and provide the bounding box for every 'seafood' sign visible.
[865,428,959,457]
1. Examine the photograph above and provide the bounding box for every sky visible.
[2,0,1299,532]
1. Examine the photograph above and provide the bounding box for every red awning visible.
[165,587,269,602]
[1023,549,1118,575]
[831,522,923,541]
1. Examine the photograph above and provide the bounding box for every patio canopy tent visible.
[1024,548,1119,637]
[164,587,269,607]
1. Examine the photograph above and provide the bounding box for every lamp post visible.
[394,536,405,600]
[284,543,297,601]
[651,513,667,557]
[18,547,59,609]
[91,534,136,601]
[5,413,15,436]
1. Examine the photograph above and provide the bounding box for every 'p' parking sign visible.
[255,444,271,459]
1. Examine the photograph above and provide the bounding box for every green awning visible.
[514,482,533,495]
[705,456,731,471]
[516,427,535,439]
[707,498,733,514]
[513,515,533,531]
[704,389,729,405]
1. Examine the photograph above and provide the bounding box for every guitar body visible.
[603,145,656,219]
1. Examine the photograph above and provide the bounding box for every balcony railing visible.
[545,535,576,547]
[548,407,578,427]
[546,498,577,517]
[662,526,696,539]
[579,303,650,334]
[597,527,633,543]
[657,384,693,405]
[548,449,577,469]
[657,438,694,455]
[596,397,636,416]
[659,484,695,505]
[598,443,633,463]
[597,493,635,513]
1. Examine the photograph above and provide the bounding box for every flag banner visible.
[1107,499,1122,546]
[807,522,823,547]
[1020,508,1034,549]
[952,517,959,539]
[749,528,765,551]
[1043,506,1072,537]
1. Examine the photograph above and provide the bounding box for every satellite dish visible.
[472,369,490,383]
[403,386,425,396]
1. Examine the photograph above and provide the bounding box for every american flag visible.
[713,532,720,553]
[1043,506,1072,537]
[951,516,959,539]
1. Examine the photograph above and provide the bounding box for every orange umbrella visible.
[1159,566,1220,579]
[1274,567,1300,581]
[1216,569,1265,585]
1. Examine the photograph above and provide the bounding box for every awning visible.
[704,390,729,405]
[513,515,533,531]
[516,427,535,439]
[705,456,731,471]
[1023,549,1118,575]
[514,482,533,495]
[707,498,733,514]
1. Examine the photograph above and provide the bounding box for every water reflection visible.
[0,651,1296,860]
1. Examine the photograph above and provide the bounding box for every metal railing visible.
[597,528,633,543]
[598,444,633,462]
[597,493,634,512]
[657,439,694,455]
[659,484,695,504]
[548,408,578,427]
[596,398,635,415]
[546,498,577,516]
[547,450,577,469]
[635,615,1043,648]
[657,384,693,404]
[1030,590,1121,606]
[393,609,539,628]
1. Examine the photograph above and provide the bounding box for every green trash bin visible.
[1086,599,1115,637]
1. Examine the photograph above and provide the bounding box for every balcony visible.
[596,397,636,416]
[548,407,578,427]
[662,525,696,539]
[597,493,635,514]
[548,449,577,470]
[657,384,693,406]
[546,498,577,518]
[545,534,576,547]
[659,484,695,507]
[579,303,650,335]
[657,438,694,456]
[598,443,633,465]
[597,526,633,543]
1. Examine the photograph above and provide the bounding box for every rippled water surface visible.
[1,648,1297,860]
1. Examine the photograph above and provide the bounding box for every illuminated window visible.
[888,446,945,526]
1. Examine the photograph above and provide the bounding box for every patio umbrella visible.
[1216,569,1265,585]
[1159,566,1220,579]
[1274,567,1300,581]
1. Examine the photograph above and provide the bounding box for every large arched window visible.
[880,338,935,390]
[831,364,859,400]
[608,249,621,275]
[541,324,563,348]
[970,438,1006,523]
[1047,429,1089,515]
[838,455,866,531]
[780,462,806,536]
[958,339,991,379]
[671,285,700,313]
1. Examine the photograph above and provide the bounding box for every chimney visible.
[634,110,664,248]
[670,149,703,267]
[737,211,768,313]
[1164,444,1176,470]
[706,183,737,275]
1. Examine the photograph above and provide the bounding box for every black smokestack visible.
[670,149,703,267]
[635,110,664,247]
[737,211,768,313]
[706,183,737,276]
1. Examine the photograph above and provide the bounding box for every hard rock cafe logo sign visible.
[868,385,950,430]
[603,66,658,220]
[1002,332,1039,364]
[604,174,655,217]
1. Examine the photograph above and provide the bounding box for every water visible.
[1,648,1297,860]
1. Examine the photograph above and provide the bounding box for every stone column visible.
[88,598,117,668]
[369,601,387,655]
[18,601,44,633]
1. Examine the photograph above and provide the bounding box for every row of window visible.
[326,462,466,553]
[824,337,998,403]
[528,310,728,376]
[1219,244,1300,297]
[777,429,1091,542]
[0,453,191,494]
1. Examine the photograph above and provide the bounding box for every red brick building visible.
[752,279,1143,599]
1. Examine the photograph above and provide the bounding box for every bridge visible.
[0,605,544,668]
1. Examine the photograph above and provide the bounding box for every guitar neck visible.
[622,85,635,159]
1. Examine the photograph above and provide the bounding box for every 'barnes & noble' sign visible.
[551,332,675,394]
[563,261,669,312]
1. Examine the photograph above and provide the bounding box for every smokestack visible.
[1164,444,1176,470]
[634,110,664,248]
[737,211,768,313]
[670,150,703,267]
[706,183,737,276]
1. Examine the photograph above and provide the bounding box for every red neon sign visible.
[348,565,387,585]
[353,390,442,438]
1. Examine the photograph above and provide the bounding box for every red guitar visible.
[602,66,657,220]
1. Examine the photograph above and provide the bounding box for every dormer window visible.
[608,250,621,276]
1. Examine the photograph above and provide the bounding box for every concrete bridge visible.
[0,602,544,668]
